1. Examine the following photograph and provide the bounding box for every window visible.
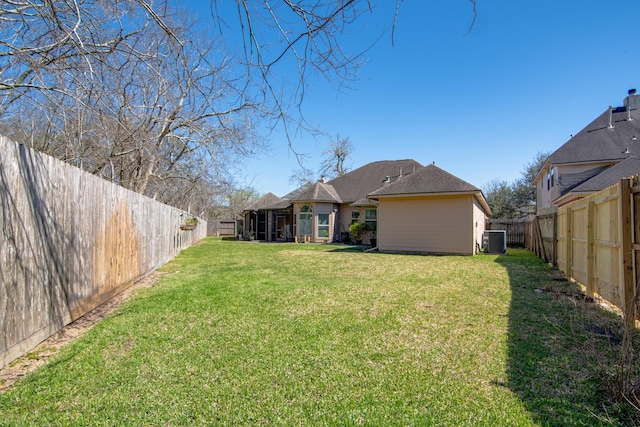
[550,168,555,187]
[351,210,360,224]
[318,213,330,238]
[299,205,313,236]
[364,208,377,232]
[546,172,551,190]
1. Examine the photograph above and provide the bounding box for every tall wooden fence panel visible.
[556,177,639,322]
[525,214,557,265]
[633,175,640,320]
[0,136,206,369]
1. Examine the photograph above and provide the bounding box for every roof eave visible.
[553,191,594,206]
[369,190,480,199]
[292,199,342,204]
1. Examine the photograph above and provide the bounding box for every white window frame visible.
[299,205,313,236]
[317,213,330,238]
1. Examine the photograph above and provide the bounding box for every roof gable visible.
[289,181,342,203]
[368,164,491,216]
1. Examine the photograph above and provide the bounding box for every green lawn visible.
[1,239,638,426]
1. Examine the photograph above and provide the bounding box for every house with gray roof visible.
[241,160,491,255]
[535,89,640,212]
[368,164,491,254]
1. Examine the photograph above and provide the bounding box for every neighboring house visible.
[240,160,491,255]
[535,89,640,213]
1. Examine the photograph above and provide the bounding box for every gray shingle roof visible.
[550,107,640,165]
[570,156,640,193]
[326,159,423,203]
[281,182,313,201]
[282,159,424,203]
[368,164,481,196]
[289,181,342,203]
[243,192,289,212]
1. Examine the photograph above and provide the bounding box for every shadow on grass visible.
[327,245,372,253]
[496,249,640,427]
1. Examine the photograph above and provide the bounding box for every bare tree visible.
[319,134,354,179]
[0,0,477,212]
[0,1,264,211]
[289,165,316,188]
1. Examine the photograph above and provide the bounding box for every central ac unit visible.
[483,230,506,254]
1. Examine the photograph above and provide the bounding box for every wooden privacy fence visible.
[0,135,207,369]
[556,175,640,323]
[527,214,557,265]
[207,220,237,237]
[487,218,528,247]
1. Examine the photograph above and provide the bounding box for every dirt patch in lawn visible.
[0,271,164,393]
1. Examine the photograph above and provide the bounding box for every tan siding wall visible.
[378,195,473,254]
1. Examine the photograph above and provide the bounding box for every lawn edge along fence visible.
[0,135,206,369]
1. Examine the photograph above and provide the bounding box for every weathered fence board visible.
[1,135,206,369]
[487,218,528,247]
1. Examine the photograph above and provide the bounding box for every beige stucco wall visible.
[293,202,338,243]
[337,204,360,236]
[472,198,487,254]
[377,195,474,255]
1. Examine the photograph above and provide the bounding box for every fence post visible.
[552,213,558,266]
[586,201,595,298]
[632,176,640,321]
[619,178,634,325]
[565,207,573,280]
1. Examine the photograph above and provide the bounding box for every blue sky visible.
[199,1,640,197]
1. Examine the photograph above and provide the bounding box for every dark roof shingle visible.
[289,181,342,203]
[243,192,289,211]
[326,159,423,202]
[550,107,640,165]
[570,156,640,193]
[369,164,480,196]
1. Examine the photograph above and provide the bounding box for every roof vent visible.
[608,106,615,129]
